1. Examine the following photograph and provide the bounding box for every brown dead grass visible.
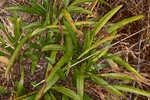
[0,0,150,100]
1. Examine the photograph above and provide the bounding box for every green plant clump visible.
[0,0,149,99]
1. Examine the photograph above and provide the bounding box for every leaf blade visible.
[93,5,123,36]
[113,85,150,97]
[88,73,125,97]
[42,44,64,51]
[52,86,80,100]
[104,53,145,80]
[63,9,83,36]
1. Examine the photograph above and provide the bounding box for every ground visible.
[0,0,150,100]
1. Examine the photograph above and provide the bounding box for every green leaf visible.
[16,66,26,96]
[92,49,108,63]
[35,32,74,100]
[49,92,57,100]
[63,0,70,7]
[31,1,47,15]
[6,6,41,16]
[88,73,125,97]
[23,21,41,30]
[63,9,83,36]
[44,93,51,100]
[78,35,116,59]
[107,15,144,33]
[0,86,6,94]
[35,74,59,100]
[113,85,150,97]
[99,0,111,7]
[93,5,123,36]
[68,6,92,15]
[52,86,80,100]
[42,44,65,51]
[71,0,93,6]
[83,31,92,50]
[100,73,136,81]
[31,54,40,75]
[0,22,15,48]
[77,64,85,100]
[31,25,64,37]
[104,53,145,80]
[15,91,36,100]
[45,33,73,86]
[14,18,21,42]
[6,1,47,16]
[45,51,57,78]
[63,21,78,48]
[24,95,36,100]
[44,92,56,100]
[62,95,69,100]
[31,27,48,37]
[83,93,94,100]
[44,74,60,94]
[43,0,50,9]
[5,32,31,77]
[74,21,95,26]
[6,6,33,14]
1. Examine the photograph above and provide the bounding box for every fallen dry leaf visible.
[0,56,9,65]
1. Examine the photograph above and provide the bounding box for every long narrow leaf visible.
[68,6,92,15]
[93,5,122,36]
[77,64,85,100]
[107,15,144,33]
[104,53,145,80]
[14,18,21,42]
[6,6,43,16]
[99,0,111,7]
[23,21,41,30]
[31,25,65,37]
[44,74,60,94]
[74,21,95,26]
[35,74,59,100]
[45,33,73,84]
[71,0,93,6]
[5,32,31,77]
[100,73,136,81]
[62,95,69,100]
[52,86,80,100]
[35,32,74,100]
[44,93,51,100]
[88,73,125,97]
[30,1,47,16]
[0,86,6,94]
[45,51,57,78]
[49,92,57,100]
[112,85,150,97]
[63,9,83,36]
[31,54,40,75]
[78,35,117,59]
[16,66,26,96]
[42,44,65,51]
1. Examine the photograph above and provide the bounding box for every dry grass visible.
[0,0,150,100]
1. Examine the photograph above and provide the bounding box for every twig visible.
[32,80,45,88]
